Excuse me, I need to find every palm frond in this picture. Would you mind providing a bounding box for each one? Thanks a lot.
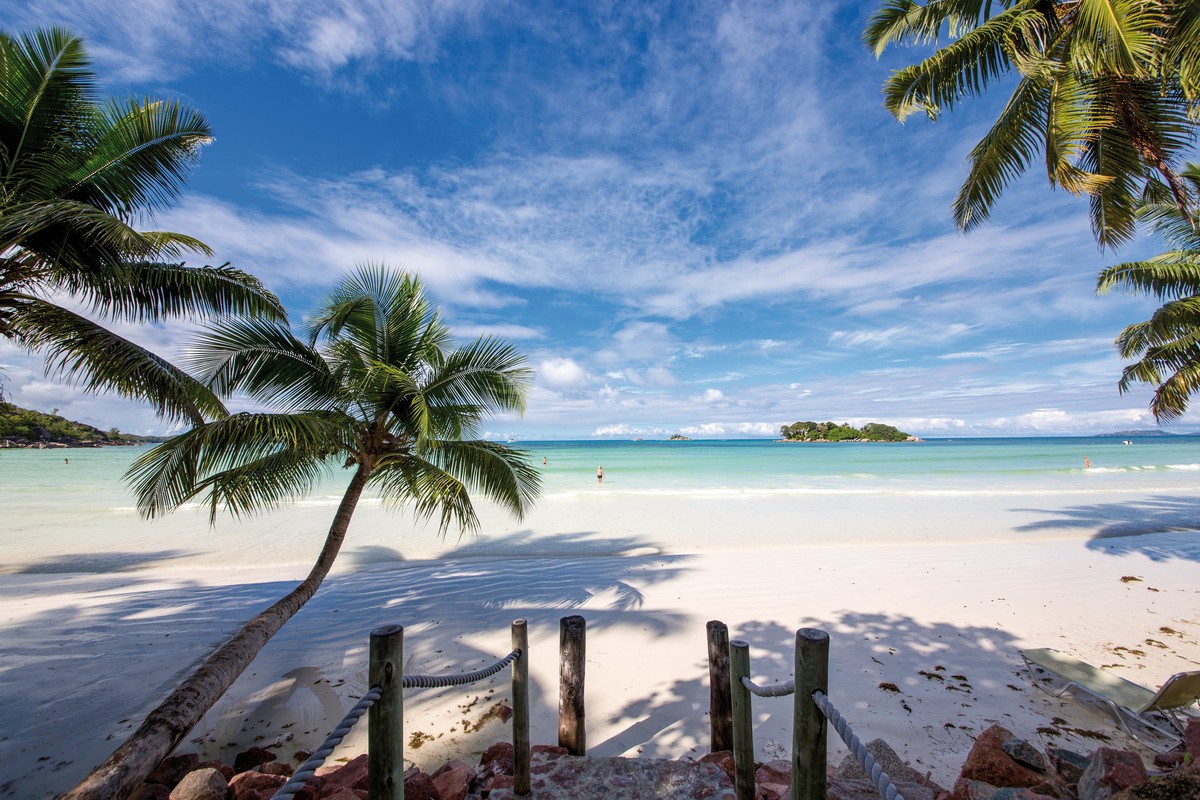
[411,439,541,520]
[7,296,225,424]
[124,412,351,519]
[1098,255,1200,299]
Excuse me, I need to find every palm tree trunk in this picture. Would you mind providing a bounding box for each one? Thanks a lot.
[63,465,371,800]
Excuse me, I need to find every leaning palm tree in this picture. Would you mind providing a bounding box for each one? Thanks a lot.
[864,0,1200,248]
[1,27,283,422]
[65,265,540,800]
[1098,162,1200,420]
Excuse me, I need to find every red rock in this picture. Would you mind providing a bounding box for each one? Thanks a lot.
[403,769,439,800]
[756,759,791,787]
[952,779,1056,800]
[531,744,569,759]
[197,759,235,781]
[487,774,516,792]
[760,781,790,800]
[479,740,515,779]
[958,725,1046,790]
[433,764,474,800]
[168,767,227,800]
[319,790,360,800]
[131,784,171,800]
[1077,747,1146,800]
[228,770,286,800]
[1153,750,1186,771]
[148,753,202,787]
[1044,747,1089,789]
[1186,717,1200,762]
[234,746,278,774]
[260,761,292,776]
[432,759,475,779]
[316,753,368,793]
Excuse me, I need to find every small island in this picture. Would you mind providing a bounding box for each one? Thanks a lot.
[668,433,690,441]
[1,402,168,449]
[779,420,917,443]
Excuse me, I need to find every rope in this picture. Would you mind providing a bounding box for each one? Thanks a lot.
[270,686,382,800]
[268,648,521,799]
[740,675,795,697]
[812,690,905,800]
[402,648,521,688]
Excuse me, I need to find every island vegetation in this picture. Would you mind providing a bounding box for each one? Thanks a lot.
[668,433,690,440]
[0,402,168,447]
[779,421,913,443]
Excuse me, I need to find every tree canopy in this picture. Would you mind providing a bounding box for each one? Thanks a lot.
[779,420,913,442]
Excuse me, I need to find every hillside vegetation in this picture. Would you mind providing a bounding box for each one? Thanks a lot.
[780,421,913,442]
[0,402,166,446]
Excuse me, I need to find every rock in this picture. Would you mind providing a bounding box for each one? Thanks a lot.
[1078,748,1146,800]
[952,779,1057,800]
[959,725,1047,790]
[234,746,278,774]
[756,759,791,787]
[759,782,789,800]
[1151,749,1185,771]
[320,790,362,800]
[148,753,202,787]
[1108,764,1200,800]
[1003,739,1047,773]
[259,760,292,776]
[829,777,938,800]
[169,767,227,800]
[432,763,475,800]
[1045,747,1090,789]
[1186,717,1200,762]
[196,759,235,781]
[403,768,439,800]
[130,785,171,800]
[836,738,929,785]
[530,744,570,759]
[228,770,286,800]
[315,754,368,794]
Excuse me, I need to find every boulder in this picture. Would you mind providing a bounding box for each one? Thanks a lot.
[196,759,235,781]
[530,744,569,759]
[233,746,278,774]
[227,770,286,800]
[432,762,475,800]
[836,738,929,785]
[1045,747,1090,789]
[952,779,1057,800]
[315,753,368,794]
[168,767,227,800]
[259,760,292,776]
[958,726,1047,790]
[130,785,171,800]
[756,759,791,788]
[148,753,202,787]
[697,751,736,782]
[1078,748,1146,800]
[1186,717,1200,762]
[1002,739,1047,773]
[403,767,440,800]
[319,790,362,800]
[1109,764,1200,800]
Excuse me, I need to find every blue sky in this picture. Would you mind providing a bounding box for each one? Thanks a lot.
[1,0,1194,439]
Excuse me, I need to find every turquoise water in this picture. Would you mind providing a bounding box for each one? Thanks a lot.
[4,436,1200,505]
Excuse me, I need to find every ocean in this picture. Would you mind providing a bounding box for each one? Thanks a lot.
[3,436,1200,574]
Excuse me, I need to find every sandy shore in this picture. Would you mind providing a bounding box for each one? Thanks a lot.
[3,517,1199,798]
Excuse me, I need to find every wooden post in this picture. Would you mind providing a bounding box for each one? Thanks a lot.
[792,628,829,800]
[729,639,755,800]
[369,624,405,800]
[511,619,531,796]
[558,615,586,755]
[707,620,733,753]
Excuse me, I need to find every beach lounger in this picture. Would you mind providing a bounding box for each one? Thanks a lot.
[1022,647,1200,747]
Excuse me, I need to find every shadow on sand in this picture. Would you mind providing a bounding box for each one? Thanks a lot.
[1009,495,1200,562]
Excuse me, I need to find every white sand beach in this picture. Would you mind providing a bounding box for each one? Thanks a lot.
[3,485,1199,798]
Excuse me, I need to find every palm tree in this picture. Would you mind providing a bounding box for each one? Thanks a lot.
[1098,162,1200,420]
[65,265,541,800]
[864,0,1200,248]
[1,27,283,422]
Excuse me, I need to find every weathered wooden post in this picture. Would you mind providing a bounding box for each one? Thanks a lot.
[792,628,829,800]
[558,615,586,755]
[369,624,405,800]
[729,639,755,800]
[511,619,531,796]
[707,620,733,753]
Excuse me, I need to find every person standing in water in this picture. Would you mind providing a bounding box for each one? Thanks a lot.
[1083,457,1093,469]
[597,466,604,483]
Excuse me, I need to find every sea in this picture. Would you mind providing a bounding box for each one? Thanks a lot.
[3,435,1200,573]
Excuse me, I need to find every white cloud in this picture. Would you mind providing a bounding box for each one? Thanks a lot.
[538,358,591,390]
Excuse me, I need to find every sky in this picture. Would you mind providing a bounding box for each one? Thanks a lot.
[1,0,1196,439]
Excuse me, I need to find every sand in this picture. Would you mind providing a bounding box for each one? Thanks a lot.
[2,492,1200,798]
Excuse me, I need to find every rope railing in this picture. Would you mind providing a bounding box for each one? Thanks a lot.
[812,690,906,800]
[271,686,383,800]
[270,622,531,800]
[740,675,794,698]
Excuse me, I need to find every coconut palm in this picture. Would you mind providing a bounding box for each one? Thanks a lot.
[1,27,283,422]
[65,265,540,800]
[1098,162,1200,420]
[864,0,1200,248]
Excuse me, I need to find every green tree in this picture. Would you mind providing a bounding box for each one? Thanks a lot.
[864,0,1200,248]
[1098,162,1200,420]
[1,28,283,422]
[67,267,541,799]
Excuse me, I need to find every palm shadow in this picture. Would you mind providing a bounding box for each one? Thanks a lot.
[0,529,688,799]
[1010,495,1200,562]
[4,549,194,574]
